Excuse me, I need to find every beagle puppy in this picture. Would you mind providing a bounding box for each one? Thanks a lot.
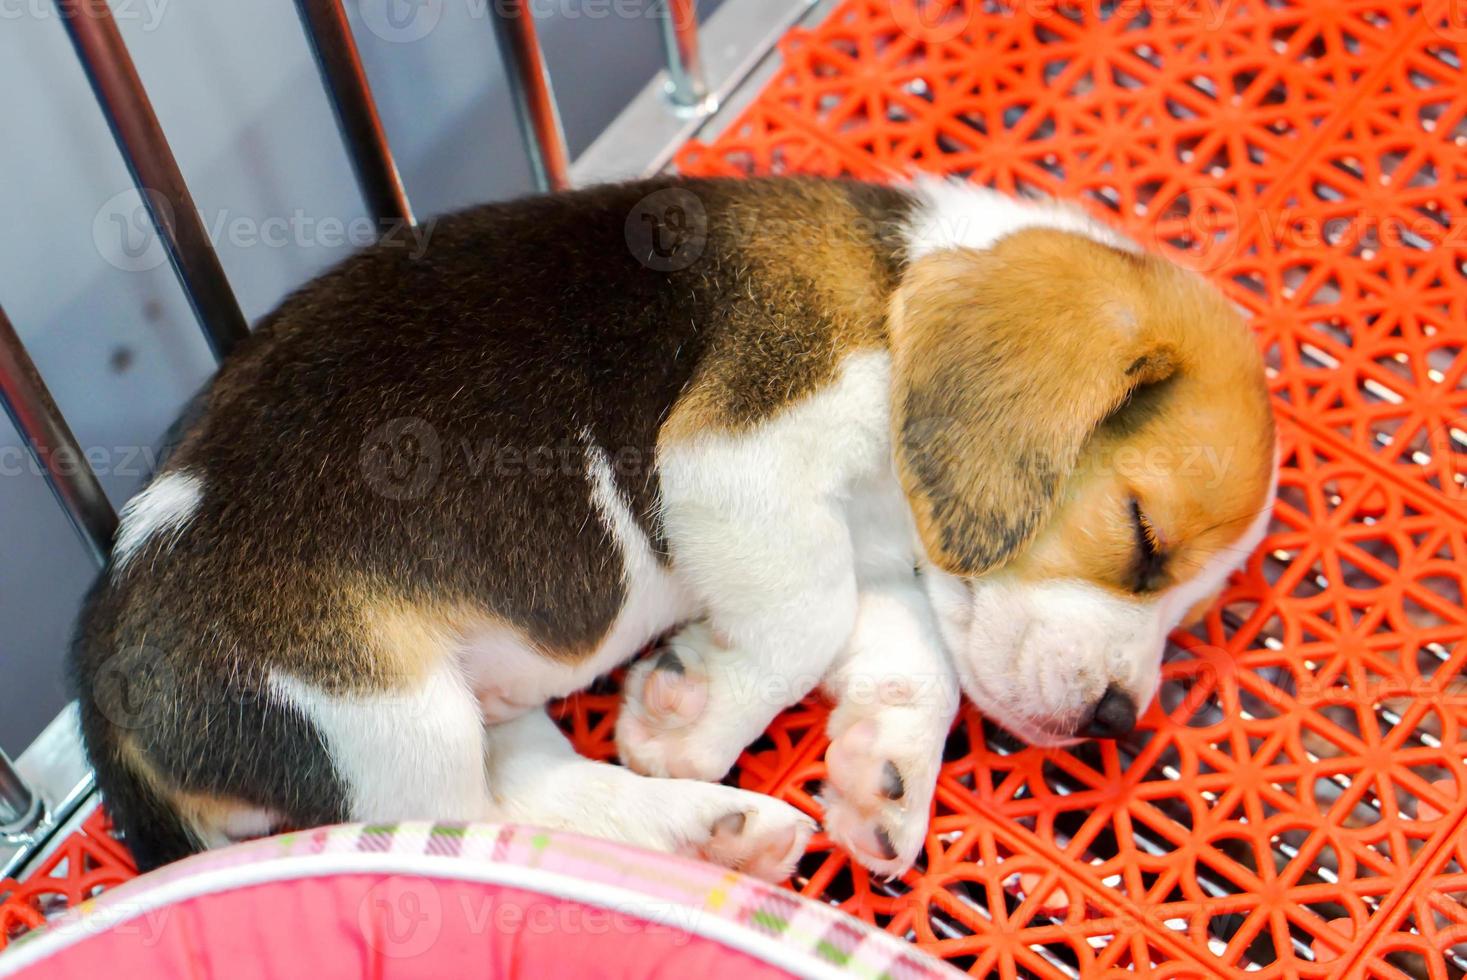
[70,176,1275,881]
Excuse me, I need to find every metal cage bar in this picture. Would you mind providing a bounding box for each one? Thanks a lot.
[56,0,249,362]
[0,301,117,851]
[293,0,415,227]
[1,0,747,884]
[0,749,42,838]
[0,305,118,566]
[656,0,712,112]
[490,0,572,193]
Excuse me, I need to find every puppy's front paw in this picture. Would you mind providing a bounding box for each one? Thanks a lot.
[821,713,939,878]
[616,623,744,781]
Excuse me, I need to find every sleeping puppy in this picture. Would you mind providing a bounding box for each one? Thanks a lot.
[70,176,1275,881]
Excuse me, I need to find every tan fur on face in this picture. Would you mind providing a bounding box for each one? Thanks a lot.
[890,228,1273,579]
[1010,376,1274,599]
[1009,265,1275,599]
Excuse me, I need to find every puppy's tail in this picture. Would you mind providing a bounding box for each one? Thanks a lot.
[69,586,199,871]
[64,394,214,871]
[69,577,350,872]
[75,705,200,873]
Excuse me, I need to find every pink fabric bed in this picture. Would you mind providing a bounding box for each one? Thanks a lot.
[0,823,959,979]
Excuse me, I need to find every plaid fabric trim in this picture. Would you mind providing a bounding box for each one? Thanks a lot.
[43,822,961,978]
[355,824,395,852]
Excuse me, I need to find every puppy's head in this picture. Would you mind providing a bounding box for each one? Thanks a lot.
[892,227,1276,746]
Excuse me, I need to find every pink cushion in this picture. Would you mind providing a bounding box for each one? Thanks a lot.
[0,823,958,980]
[14,875,792,980]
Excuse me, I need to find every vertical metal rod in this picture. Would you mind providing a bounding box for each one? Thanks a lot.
[56,0,249,362]
[0,305,118,567]
[489,0,571,193]
[655,0,712,112]
[293,0,415,227]
[0,750,41,837]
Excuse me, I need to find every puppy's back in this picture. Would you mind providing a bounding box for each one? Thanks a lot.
[69,176,912,867]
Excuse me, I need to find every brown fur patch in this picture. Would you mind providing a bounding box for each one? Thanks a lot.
[659,180,910,442]
[890,227,1272,578]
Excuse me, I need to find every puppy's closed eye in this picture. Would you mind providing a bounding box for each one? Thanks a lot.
[1129,498,1167,593]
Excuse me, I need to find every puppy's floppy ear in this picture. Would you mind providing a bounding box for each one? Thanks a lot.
[890,228,1182,576]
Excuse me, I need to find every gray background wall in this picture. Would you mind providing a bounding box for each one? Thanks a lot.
[0,0,710,751]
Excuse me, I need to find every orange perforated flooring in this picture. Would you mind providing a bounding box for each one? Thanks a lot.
[6,0,1467,975]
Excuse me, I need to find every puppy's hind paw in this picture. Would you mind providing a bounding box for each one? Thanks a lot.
[698,806,812,883]
[671,784,815,883]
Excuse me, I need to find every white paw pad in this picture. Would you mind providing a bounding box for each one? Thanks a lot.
[616,637,742,781]
[688,801,815,883]
[699,810,799,881]
[639,649,707,724]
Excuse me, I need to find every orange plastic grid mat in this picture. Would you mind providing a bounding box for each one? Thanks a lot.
[1,808,134,945]
[5,0,1467,975]
[671,0,1467,974]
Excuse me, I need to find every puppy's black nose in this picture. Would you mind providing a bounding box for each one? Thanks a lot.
[1080,686,1137,739]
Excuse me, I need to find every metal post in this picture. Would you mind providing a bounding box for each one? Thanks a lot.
[655,0,712,113]
[489,0,571,193]
[0,305,118,567]
[293,0,415,227]
[0,749,42,838]
[56,0,249,362]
